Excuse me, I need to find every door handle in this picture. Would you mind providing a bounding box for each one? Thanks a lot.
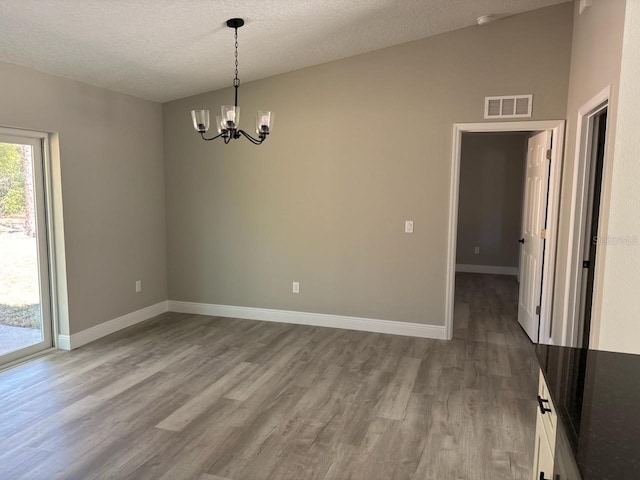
[539,473,551,480]
[537,395,552,415]
[519,238,525,244]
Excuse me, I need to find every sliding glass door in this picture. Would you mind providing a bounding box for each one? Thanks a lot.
[0,132,52,366]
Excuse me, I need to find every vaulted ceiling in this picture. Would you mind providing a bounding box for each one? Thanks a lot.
[0,0,568,102]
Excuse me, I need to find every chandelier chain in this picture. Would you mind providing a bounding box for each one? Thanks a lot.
[234,28,239,82]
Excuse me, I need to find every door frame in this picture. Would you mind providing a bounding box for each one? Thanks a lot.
[445,120,565,342]
[0,126,62,367]
[562,87,611,348]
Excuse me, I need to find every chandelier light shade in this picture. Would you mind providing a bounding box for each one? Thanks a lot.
[256,111,272,135]
[191,110,210,133]
[190,18,273,145]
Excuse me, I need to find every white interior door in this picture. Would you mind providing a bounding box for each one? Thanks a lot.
[518,131,551,342]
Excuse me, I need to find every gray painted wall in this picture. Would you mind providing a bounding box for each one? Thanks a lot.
[163,4,573,327]
[551,0,627,348]
[456,133,528,269]
[596,0,640,354]
[0,62,167,335]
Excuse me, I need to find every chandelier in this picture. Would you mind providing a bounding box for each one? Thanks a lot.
[190,18,273,145]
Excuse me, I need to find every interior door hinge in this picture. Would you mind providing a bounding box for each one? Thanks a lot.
[540,228,547,239]
[546,149,552,160]
[536,305,541,316]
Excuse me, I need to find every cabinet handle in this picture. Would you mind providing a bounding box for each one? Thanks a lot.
[539,473,550,480]
[537,395,552,415]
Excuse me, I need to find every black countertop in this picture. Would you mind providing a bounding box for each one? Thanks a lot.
[536,344,640,480]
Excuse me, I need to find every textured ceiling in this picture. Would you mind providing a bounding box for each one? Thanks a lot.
[0,0,568,102]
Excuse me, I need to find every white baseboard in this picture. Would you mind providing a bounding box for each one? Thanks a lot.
[456,264,518,276]
[167,301,447,340]
[57,335,71,350]
[57,301,169,350]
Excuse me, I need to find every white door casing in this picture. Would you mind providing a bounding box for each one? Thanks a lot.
[447,121,564,342]
[562,87,611,348]
[518,131,551,343]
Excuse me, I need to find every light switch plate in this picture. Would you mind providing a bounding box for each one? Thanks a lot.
[405,221,414,233]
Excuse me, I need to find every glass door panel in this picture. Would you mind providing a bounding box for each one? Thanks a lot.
[0,134,52,366]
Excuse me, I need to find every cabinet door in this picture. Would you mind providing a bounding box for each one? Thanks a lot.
[533,413,555,480]
[538,371,557,450]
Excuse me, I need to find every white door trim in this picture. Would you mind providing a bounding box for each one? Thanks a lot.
[446,120,565,341]
[561,86,611,348]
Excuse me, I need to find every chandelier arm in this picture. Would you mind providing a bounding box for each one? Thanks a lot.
[200,131,225,142]
[238,129,265,145]
[224,134,232,144]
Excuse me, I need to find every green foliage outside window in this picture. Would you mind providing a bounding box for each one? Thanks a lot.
[0,143,26,216]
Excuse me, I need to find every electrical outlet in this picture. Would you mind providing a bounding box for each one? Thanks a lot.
[405,220,414,233]
[292,282,300,294]
[135,280,142,293]
[474,247,480,254]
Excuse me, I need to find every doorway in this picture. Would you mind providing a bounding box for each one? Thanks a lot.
[563,93,610,349]
[446,121,565,342]
[0,132,53,367]
[453,131,530,342]
[577,108,606,348]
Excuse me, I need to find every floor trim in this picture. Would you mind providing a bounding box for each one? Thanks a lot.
[57,335,71,350]
[456,264,518,276]
[168,301,447,340]
[57,301,169,350]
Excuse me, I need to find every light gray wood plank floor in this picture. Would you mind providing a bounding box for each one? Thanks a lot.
[0,273,538,479]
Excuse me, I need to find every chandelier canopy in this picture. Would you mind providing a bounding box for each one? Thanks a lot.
[191,18,273,145]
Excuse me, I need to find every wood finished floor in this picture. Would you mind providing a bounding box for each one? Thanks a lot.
[0,273,538,480]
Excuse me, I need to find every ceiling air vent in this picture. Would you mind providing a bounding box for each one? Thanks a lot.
[484,94,533,119]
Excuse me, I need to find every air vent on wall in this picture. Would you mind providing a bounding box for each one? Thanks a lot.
[484,94,533,119]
